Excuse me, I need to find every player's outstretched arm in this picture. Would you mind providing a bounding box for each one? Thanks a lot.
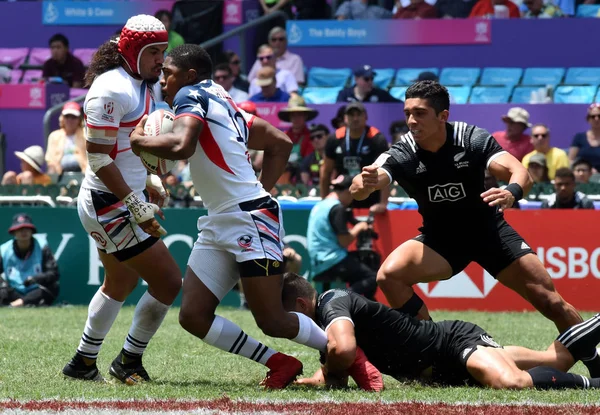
[483,152,533,212]
[247,117,293,192]
[130,114,203,160]
[350,165,391,201]
[324,319,357,376]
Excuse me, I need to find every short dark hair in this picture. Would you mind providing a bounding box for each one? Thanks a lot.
[310,123,330,136]
[49,33,69,48]
[168,44,213,80]
[405,80,450,115]
[389,120,409,136]
[573,158,592,171]
[555,167,575,181]
[214,63,232,76]
[154,9,172,21]
[281,272,317,311]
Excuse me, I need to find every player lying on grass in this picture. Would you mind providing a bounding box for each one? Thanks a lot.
[281,272,600,391]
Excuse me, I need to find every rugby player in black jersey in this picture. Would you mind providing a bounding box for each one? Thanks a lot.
[350,80,600,376]
[281,273,600,391]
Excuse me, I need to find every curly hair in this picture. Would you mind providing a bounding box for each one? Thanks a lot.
[84,37,122,88]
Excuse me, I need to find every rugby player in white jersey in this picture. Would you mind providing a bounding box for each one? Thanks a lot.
[62,15,182,384]
[129,44,332,389]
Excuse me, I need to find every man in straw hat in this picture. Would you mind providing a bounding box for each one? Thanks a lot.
[278,95,319,163]
[1,145,52,186]
[492,107,534,162]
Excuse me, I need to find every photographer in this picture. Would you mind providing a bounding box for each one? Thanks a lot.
[307,175,377,299]
[0,214,60,307]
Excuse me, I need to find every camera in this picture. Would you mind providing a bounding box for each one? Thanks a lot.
[353,211,381,272]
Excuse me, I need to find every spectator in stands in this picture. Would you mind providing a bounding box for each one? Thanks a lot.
[249,27,305,85]
[569,103,600,173]
[394,0,438,18]
[278,95,318,162]
[337,65,401,103]
[469,0,521,18]
[307,174,377,300]
[45,101,87,175]
[0,214,59,307]
[336,0,393,20]
[389,120,409,144]
[521,123,569,180]
[320,102,390,212]
[222,51,250,93]
[331,105,347,130]
[248,45,298,97]
[415,71,439,83]
[42,33,85,88]
[573,159,593,184]
[300,124,330,186]
[541,167,595,209]
[249,66,291,103]
[522,0,565,17]
[527,153,551,184]
[435,0,478,17]
[213,63,248,103]
[2,145,52,186]
[492,107,533,162]
[154,10,185,53]
[259,0,330,19]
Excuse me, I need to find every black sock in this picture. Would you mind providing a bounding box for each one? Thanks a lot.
[393,292,425,317]
[120,348,142,364]
[527,366,600,389]
[556,314,600,376]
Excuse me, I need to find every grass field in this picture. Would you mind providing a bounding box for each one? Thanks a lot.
[1,306,599,414]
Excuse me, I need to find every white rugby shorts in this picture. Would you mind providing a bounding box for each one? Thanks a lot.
[78,187,157,261]
[187,195,285,300]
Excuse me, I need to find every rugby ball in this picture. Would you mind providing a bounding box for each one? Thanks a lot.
[139,109,177,175]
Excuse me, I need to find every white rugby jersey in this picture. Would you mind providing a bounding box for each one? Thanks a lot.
[172,80,268,214]
[82,67,155,194]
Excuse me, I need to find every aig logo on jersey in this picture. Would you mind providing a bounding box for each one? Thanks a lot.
[428,183,466,203]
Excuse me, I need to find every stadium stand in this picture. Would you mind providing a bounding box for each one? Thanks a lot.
[306,67,352,88]
[469,86,512,104]
[394,68,439,86]
[439,67,481,87]
[480,67,523,87]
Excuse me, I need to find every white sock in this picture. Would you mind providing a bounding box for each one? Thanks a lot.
[77,289,123,359]
[122,291,170,356]
[204,315,277,365]
[291,311,328,352]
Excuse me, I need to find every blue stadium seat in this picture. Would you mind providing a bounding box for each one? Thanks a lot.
[469,86,512,104]
[553,86,598,104]
[565,67,600,85]
[302,87,342,104]
[446,86,471,104]
[576,4,600,17]
[511,86,549,104]
[480,68,523,86]
[306,67,351,88]
[394,68,439,86]
[439,68,481,86]
[521,68,565,87]
[373,68,395,89]
[389,86,408,101]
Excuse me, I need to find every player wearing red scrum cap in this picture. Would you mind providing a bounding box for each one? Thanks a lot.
[62,14,182,385]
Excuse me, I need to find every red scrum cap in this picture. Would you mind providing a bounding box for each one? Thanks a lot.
[118,14,168,76]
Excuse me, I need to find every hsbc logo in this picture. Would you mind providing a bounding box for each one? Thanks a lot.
[428,183,466,203]
[417,270,498,299]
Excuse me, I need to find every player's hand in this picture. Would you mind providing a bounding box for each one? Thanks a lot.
[294,367,326,388]
[354,221,370,234]
[146,174,170,208]
[481,187,516,212]
[361,165,380,189]
[369,202,387,215]
[130,115,148,156]
[123,192,167,237]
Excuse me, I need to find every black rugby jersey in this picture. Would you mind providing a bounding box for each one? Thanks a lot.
[379,122,506,231]
[316,289,443,380]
